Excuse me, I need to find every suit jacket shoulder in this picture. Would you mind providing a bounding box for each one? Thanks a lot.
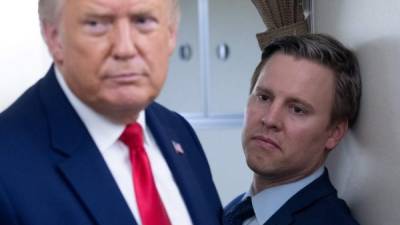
[224,193,246,215]
[223,170,360,225]
[145,102,223,224]
[0,67,137,225]
[265,169,360,225]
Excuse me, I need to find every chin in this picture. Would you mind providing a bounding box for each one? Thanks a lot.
[246,154,265,172]
[112,100,150,112]
[108,90,155,105]
[91,99,142,119]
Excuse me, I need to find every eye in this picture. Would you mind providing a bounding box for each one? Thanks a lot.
[86,20,98,27]
[289,104,308,115]
[83,19,110,35]
[133,15,157,31]
[255,93,272,103]
[257,94,269,101]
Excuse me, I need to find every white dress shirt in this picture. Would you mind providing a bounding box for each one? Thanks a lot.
[55,67,193,225]
[243,167,325,225]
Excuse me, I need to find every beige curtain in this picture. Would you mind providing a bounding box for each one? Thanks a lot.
[251,0,309,50]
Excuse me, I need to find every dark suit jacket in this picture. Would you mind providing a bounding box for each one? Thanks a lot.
[224,170,360,225]
[0,66,222,225]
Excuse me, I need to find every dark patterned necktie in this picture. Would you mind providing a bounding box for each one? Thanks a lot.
[224,197,255,225]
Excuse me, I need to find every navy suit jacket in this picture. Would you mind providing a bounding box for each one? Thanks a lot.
[0,67,222,225]
[224,170,360,225]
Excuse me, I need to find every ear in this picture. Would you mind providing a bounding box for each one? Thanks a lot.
[167,22,178,56]
[42,21,64,64]
[325,120,348,151]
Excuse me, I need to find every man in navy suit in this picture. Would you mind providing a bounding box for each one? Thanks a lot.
[224,34,362,225]
[0,0,222,224]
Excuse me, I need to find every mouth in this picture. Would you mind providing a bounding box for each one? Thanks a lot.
[251,135,281,151]
[104,73,145,83]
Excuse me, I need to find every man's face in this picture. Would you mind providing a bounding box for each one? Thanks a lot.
[242,53,347,190]
[45,0,177,122]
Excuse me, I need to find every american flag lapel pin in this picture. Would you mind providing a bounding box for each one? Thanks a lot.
[172,140,184,155]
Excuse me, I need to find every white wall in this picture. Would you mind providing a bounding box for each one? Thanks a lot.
[315,1,400,224]
[195,127,252,205]
[0,1,51,110]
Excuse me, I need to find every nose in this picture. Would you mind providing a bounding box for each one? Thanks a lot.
[112,20,137,60]
[261,102,283,131]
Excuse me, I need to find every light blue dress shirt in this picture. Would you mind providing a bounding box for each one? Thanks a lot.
[243,167,324,225]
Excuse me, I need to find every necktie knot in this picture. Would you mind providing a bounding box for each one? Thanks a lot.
[120,123,144,152]
[224,197,255,225]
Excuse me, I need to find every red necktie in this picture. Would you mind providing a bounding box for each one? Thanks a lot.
[120,123,172,225]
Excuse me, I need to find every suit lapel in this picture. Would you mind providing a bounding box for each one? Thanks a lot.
[264,170,336,225]
[146,105,211,224]
[39,67,136,225]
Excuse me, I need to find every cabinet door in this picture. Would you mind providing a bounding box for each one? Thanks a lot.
[208,0,265,115]
[156,0,203,114]
[157,0,265,117]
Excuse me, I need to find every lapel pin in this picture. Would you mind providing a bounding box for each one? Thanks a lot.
[172,140,184,155]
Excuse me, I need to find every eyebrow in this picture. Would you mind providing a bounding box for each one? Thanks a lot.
[253,86,271,95]
[82,7,158,21]
[254,86,315,111]
[80,8,116,21]
[286,97,314,111]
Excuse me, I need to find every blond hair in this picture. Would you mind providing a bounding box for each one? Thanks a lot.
[38,0,180,26]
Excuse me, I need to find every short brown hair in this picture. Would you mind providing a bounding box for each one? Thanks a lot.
[250,34,361,127]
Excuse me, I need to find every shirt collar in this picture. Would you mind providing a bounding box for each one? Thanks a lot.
[246,166,324,224]
[54,66,148,152]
